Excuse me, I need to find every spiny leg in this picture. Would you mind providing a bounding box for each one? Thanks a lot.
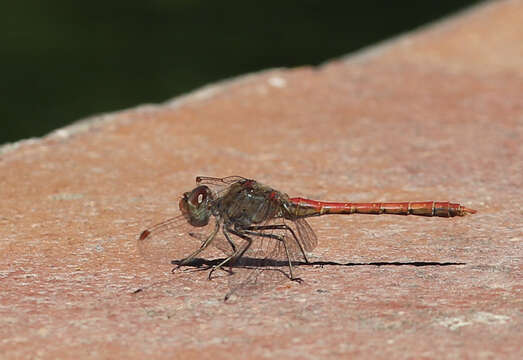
[223,224,238,254]
[245,224,310,264]
[173,221,220,272]
[241,229,302,283]
[206,225,240,277]
[208,226,252,280]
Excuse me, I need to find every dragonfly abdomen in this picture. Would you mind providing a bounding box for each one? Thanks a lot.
[289,198,476,218]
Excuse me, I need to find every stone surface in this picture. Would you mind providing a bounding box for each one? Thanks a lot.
[1,1,522,359]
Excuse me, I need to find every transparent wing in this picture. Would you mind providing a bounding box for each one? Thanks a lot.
[295,218,318,252]
[225,217,306,299]
[195,176,247,196]
[137,214,233,266]
[196,175,246,185]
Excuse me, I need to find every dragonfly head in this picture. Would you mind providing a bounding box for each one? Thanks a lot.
[179,185,214,227]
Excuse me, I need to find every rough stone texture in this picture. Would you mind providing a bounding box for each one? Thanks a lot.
[1,1,522,359]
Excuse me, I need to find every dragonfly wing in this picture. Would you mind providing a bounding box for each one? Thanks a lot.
[195,176,247,197]
[294,218,318,252]
[196,176,246,185]
[137,214,232,266]
[225,218,302,299]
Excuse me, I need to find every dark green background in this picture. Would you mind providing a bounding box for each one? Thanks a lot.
[1,1,483,145]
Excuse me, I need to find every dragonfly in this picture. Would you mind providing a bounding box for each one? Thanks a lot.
[138,176,476,299]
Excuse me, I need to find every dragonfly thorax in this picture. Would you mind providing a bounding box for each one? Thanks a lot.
[218,182,282,227]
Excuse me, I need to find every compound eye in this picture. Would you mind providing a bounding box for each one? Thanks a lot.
[189,186,208,206]
[196,193,204,204]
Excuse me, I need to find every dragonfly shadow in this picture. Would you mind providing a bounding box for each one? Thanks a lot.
[171,258,466,269]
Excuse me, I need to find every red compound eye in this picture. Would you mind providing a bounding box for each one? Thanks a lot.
[189,186,208,206]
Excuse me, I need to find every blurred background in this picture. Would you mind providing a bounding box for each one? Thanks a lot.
[1,0,484,145]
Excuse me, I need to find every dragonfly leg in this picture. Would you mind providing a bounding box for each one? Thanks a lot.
[245,224,310,264]
[241,229,302,282]
[223,225,238,254]
[208,226,252,280]
[205,226,239,278]
[173,221,220,272]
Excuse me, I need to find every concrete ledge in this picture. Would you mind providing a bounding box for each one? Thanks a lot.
[1,1,521,358]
